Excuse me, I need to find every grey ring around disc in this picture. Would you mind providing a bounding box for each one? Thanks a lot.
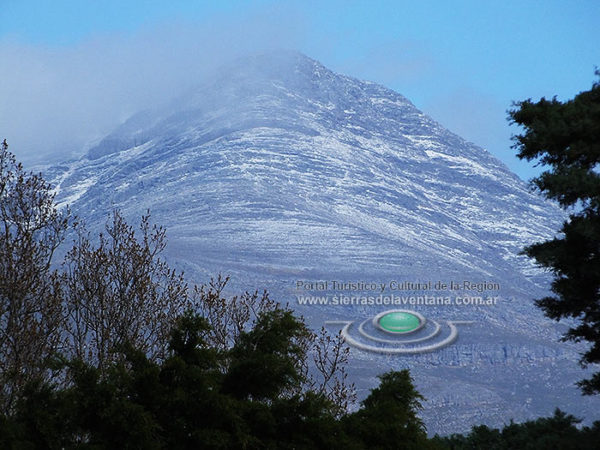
[358,317,441,344]
[325,320,475,354]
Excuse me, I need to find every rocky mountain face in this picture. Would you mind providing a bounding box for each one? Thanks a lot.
[45,51,600,434]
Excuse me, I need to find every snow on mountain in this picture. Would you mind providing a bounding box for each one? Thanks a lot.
[46,50,600,434]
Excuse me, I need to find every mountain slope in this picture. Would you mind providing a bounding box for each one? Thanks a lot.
[47,51,600,434]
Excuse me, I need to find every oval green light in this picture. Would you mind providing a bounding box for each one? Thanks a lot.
[378,311,421,333]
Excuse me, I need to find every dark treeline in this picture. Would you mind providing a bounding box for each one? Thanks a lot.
[1,307,436,449]
[3,308,599,449]
[433,411,600,450]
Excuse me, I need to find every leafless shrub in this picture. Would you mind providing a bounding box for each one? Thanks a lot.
[308,327,356,417]
[192,274,277,351]
[0,140,69,412]
[62,210,189,372]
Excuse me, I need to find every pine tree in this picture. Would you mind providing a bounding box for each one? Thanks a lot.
[509,71,600,393]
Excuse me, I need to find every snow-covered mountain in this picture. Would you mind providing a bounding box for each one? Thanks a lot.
[46,50,600,434]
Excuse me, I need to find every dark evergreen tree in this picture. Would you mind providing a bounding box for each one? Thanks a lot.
[344,370,434,450]
[153,310,243,449]
[509,72,600,393]
[223,308,311,401]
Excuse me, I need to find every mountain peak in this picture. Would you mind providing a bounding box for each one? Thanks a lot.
[86,50,414,160]
[225,49,322,70]
[215,49,330,83]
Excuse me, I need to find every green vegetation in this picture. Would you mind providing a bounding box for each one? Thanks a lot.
[509,72,600,394]
[0,292,432,448]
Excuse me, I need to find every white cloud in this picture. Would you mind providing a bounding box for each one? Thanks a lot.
[0,9,305,166]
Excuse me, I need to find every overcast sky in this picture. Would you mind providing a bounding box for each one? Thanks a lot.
[1,0,598,180]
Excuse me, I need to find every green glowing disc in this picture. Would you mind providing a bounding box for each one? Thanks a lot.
[377,311,421,333]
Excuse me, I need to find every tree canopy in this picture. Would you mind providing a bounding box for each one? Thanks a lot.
[509,72,600,393]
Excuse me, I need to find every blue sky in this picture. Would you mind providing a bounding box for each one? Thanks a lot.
[1,0,598,179]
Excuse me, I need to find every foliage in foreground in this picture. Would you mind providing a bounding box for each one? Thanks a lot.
[508,72,600,394]
[0,308,432,449]
[3,306,600,449]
